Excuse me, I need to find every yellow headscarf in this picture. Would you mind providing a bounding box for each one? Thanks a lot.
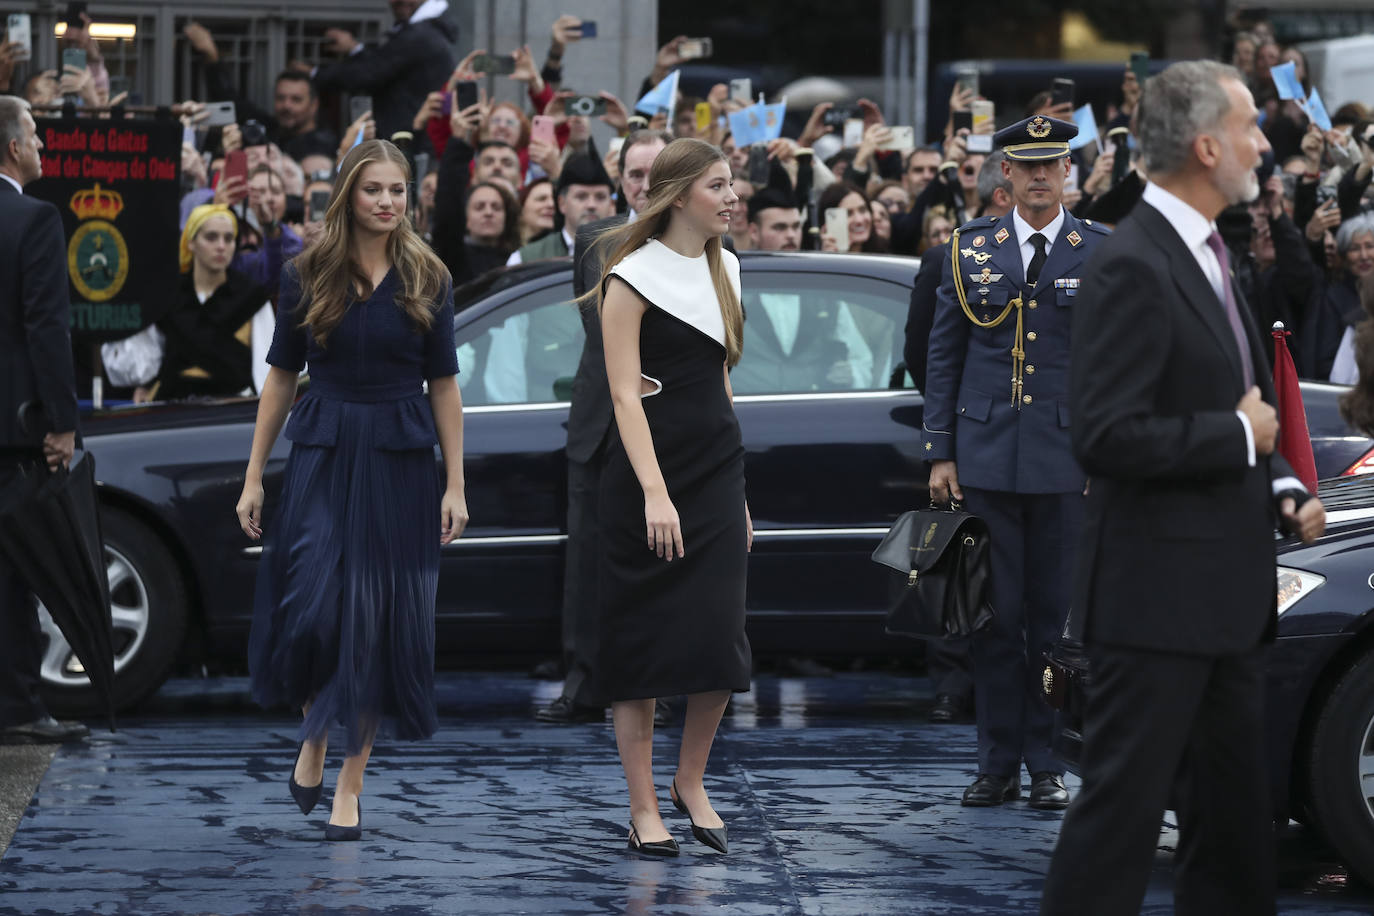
[180,204,238,273]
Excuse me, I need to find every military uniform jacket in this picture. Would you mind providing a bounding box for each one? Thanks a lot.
[922,207,1109,493]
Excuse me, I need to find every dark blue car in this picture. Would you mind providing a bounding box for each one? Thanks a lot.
[43,253,933,714]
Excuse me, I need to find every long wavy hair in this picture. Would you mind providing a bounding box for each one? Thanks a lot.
[294,139,448,346]
[581,138,745,366]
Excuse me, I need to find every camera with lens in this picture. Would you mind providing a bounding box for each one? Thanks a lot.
[242,118,268,148]
[563,95,608,118]
[823,106,855,128]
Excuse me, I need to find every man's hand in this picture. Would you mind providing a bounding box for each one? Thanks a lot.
[1261,173,1286,220]
[324,28,359,55]
[1281,496,1326,543]
[213,174,248,207]
[413,91,444,132]
[1300,125,1324,173]
[43,431,75,471]
[652,35,687,83]
[449,93,483,143]
[550,14,584,50]
[598,91,630,133]
[799,102,834,149]
[183,22,219,62]
[1305,197,1341,244]
[1120,69,1141,115]
[1082,147,1115,196]
[1237,386,1278,456]
[929,460,963,504]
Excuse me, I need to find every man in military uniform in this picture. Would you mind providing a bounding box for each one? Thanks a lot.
[922,115,1109,808]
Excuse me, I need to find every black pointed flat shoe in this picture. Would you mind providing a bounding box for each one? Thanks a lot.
[288,742,323,816]
[324,799,362,842]
[627,823,679,857]
[670,780,728,854]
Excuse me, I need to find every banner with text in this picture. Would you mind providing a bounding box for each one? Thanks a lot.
[30,117,181,342]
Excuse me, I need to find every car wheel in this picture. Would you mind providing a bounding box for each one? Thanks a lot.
[1306,651,1374,887]
[38,508,188,717]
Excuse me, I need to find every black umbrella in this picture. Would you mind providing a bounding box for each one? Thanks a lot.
[0,453,116,730]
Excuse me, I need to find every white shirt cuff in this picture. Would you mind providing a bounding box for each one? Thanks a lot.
[1272,476,1307,497]
[349,43,365,56]
[1235,410,1256,467]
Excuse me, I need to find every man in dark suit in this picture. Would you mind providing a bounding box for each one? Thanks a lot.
[1040,61,1326,914]
[924,116,1110,809]
[0,97,87,744]
[311,0,457,142]
[536,130,671,723]
[903,152,1013,724]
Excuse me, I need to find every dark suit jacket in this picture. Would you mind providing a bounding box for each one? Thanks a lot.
[0,182,78,446]
[1070,200,1297,655]
[566,214,629,464]
[312,15,456,143]
[902,238,947,392]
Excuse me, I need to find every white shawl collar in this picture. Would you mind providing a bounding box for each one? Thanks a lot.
[608,239,740,347]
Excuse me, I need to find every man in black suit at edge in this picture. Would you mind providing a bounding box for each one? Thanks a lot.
[1039,61,1326,914]
[535,129,672,724]
[0,97,88,745]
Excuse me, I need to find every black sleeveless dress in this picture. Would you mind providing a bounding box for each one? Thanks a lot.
[596,240,752,701]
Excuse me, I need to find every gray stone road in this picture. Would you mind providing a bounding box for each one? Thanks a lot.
[0,745,54,856]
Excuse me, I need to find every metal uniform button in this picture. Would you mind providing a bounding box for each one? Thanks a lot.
[1029,299,1038,309]
[1026,365,1036,374]
[1023,395,1033,405]
[1027,331,1038,342]
[981,298,988,305]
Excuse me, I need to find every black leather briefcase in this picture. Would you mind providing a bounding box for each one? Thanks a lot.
[871,503,994,639]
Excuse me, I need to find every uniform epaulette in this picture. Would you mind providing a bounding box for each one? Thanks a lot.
[958,215,998,233]
[1079,218,1111,235]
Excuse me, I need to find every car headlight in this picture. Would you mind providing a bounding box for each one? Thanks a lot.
[1277,567,1325,616]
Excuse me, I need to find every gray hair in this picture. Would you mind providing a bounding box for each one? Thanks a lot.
[0,96,31,166]
[1137,60,1245,176]
[1336,213,1374,254]
[976,151,1010,204]
[618,128,673,180]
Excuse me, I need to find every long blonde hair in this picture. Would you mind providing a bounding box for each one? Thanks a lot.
[582,138,744,367]
[294,139,449,346]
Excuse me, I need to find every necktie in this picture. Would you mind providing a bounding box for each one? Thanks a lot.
[1026,233,1049,287]
[1204,230,1255,389]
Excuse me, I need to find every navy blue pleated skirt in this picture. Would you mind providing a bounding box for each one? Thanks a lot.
[248,398,440,755]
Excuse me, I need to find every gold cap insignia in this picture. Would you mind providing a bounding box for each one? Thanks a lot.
[1067,230,1083,247]
[972,235,986,248]
[1027,116,1052,139]
[994,227,1010,244]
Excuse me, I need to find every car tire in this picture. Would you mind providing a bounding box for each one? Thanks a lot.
[39,508,188,717]
[1305,651,1374,887]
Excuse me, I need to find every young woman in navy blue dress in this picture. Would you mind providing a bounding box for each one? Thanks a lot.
[591,138,752,856]
[236,139,468,841]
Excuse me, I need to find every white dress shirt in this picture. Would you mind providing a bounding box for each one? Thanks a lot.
[0,172,23,194]
[1142,181,1305,494]
[1011,205,1065,280]
[505,227,574,267]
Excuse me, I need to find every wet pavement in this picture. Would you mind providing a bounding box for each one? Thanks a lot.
[0,672,1370,915]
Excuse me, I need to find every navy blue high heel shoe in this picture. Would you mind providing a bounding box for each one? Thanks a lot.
[670,780,727,854]
[324,797,362,842]
[288,743,323,816]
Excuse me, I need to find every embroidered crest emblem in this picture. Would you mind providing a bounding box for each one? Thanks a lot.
[1027,116,1052,139]
[1067,230,1083,247]
[994,227,1010,244]
[972,235,986,248]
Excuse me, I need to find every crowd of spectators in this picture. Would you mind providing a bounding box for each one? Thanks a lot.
[3,3,1373,400]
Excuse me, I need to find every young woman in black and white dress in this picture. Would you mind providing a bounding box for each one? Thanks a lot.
[588,138,752,857]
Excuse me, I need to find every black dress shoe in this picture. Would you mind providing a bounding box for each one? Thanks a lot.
[653,698,674,727]
[670,779,727,853]
[1028,772,1071,810]
[535,695,605,724]
[961,774,1021,807]
[288,742,323,816]
[627,823,679,857]
[928,693,968,723]
[0,715,89,745]
[324,798,362,842]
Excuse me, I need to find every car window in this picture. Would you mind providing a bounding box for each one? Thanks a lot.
[732,271,915,395]
[454,280,584,406]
